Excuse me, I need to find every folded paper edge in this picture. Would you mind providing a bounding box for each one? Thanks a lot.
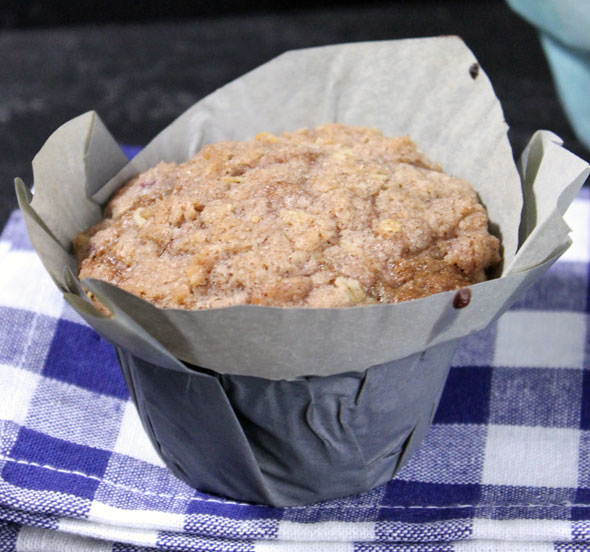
[507,130,590,274]
[15,41,585,379]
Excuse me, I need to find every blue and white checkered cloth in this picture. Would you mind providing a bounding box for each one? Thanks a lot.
[0,187,589,551]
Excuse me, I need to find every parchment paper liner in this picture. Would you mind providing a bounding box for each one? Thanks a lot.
[16,38,589,506]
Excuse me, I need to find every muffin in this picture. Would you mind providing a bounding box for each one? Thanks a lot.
[73,123,500,310]
[18,38,586,506]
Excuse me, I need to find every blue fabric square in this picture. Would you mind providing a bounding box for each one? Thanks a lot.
[43,319,128,399]
[0,309,56,374]
[185,495,282,521]
[490,367,583,428]
[2,428,110,500]
[575,487,590,508]
[377,505,475,523]
[580,371,590,431]
[511,262,589,312]
[381,480,481,511]
[2,457,98,500]
[433,366,492,424]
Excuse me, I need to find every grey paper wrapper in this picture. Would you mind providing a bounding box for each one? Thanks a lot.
[117,340,460,506]
[16,38,590,506]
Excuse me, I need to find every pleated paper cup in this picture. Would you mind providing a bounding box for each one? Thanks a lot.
[16,38,589,506]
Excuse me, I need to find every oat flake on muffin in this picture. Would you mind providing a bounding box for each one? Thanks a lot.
[73,124,500,309]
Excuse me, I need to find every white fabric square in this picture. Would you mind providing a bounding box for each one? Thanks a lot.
[0,364,40,425]
[494,310,586,369]
[113,401,165,467]
[482,424,579,488]
[89,501,185,532]
[277,521,375,542]
[0,250,64,319]
[470,518,572,543]
[561,195,589,263]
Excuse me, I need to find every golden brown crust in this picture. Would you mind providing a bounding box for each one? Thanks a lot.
[75,124,500,309]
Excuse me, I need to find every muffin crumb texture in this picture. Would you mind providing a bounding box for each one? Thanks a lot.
[74,124,500,309]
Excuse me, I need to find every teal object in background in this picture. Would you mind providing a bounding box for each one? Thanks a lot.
[508,0,590,150]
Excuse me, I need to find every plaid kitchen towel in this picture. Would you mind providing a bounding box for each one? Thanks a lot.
[0,186,589,552]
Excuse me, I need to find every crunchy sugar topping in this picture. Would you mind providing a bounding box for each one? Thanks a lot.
[74,124,500,309]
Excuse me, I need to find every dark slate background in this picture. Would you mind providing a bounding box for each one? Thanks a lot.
[1,0,587,230]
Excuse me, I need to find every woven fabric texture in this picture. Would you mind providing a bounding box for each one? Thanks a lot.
[0,188,588,551]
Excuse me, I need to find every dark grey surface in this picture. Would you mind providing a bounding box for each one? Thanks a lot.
[1,1,587,230]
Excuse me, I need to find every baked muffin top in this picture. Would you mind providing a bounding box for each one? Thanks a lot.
[74,124,500,309]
